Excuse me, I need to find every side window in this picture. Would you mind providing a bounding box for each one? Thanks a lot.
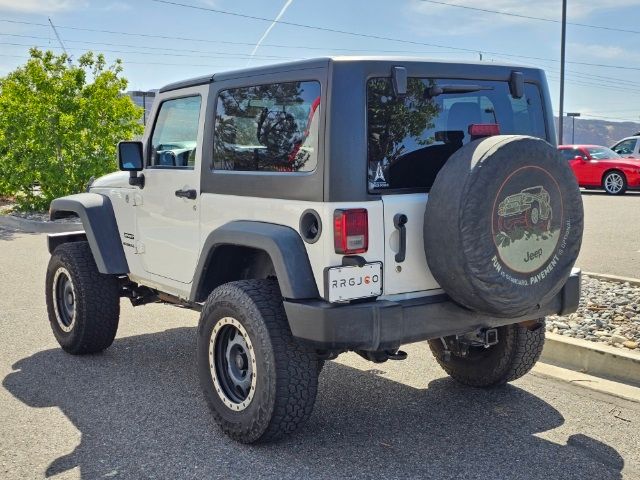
[150,96,202,168]
[213,81,321,172]
[612,139,637,155]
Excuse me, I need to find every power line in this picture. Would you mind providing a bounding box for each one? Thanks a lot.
[0,32,464,57]
[0,41,299,61]
[0,52,243,69]
[7,30,640,92]
[147,1,640,72]
[2,15,639,72]
[419,0,640,35]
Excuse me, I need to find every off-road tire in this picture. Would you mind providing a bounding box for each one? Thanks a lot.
[602,170,627,195]
[197,279,319,443]
[428,321,545,387]
[45,241,120,354]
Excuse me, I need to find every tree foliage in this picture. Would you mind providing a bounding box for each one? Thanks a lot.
[0,49,143,210]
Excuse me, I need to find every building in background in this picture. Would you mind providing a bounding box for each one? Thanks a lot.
[126,90,157,125]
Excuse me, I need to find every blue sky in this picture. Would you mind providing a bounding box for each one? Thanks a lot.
[0,0,639,123]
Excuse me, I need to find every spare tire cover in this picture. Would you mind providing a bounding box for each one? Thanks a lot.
[424,135,583,317]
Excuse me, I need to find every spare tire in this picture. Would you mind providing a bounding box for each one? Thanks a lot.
[424,135,583,317]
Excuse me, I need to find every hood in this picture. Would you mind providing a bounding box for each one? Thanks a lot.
[90,171,131,189]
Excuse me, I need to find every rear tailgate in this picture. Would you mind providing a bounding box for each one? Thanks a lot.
[381,193,440,294]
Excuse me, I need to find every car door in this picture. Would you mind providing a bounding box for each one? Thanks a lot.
[135,88,206,283]
[611,138,638,158]
[571,148,598,185]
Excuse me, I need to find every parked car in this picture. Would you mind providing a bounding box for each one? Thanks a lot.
[558,144,640,195]
[611,135,640,158]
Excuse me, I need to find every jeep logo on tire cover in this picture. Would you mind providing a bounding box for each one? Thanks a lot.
[492,166,563,274]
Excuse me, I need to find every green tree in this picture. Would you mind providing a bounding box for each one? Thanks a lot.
[0,48,143,210]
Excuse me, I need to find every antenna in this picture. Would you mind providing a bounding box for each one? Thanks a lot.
[48,17,72,64]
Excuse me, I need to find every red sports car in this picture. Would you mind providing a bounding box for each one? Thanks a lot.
[558,145,640,195]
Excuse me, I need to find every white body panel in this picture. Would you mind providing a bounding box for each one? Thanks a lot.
[96,184,444,301]
[198,195,386,300]
[380,193,440,294]
[135,168,200,283]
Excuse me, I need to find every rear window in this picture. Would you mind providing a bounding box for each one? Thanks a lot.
[367,78,547,192]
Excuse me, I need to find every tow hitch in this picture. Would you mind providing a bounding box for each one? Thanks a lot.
[440,328,499,362]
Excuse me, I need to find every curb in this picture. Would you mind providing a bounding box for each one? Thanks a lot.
[532,363,640,404]
[0,215,81,234]
[541,332,640,387]
[583,271,640,287]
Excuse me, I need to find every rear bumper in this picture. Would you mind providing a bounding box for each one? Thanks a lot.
[284,269,581,351]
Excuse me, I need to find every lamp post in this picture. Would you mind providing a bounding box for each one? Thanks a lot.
[558,0,567,144]
[129,90,156,125]
[567,112,580,144]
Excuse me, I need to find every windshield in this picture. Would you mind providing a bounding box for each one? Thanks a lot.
[367,78,547,192]
[587,147,620,159]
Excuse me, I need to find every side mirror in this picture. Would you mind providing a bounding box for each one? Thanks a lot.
[574,155,585,162]
[117,141,144,188]
[118,141,144,171]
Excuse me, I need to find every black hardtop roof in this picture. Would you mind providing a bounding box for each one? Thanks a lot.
[158,56,545,93]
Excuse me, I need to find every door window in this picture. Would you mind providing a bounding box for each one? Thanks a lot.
[612,139,637,155]
[150,96,202,168]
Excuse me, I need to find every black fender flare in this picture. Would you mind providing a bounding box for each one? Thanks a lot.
[190,221,319,302]
[49,193,129,274]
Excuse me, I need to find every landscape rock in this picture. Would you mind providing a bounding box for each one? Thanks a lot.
[547,276,640,353]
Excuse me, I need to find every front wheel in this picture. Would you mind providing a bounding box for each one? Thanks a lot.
[45,242,120,354]
[197,279,319,443]
[603,171,627,195]
[428,321,545,387]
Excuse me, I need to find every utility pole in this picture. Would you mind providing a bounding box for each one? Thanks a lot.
[567,112,580,144]
[558,0,567,144]
[48,17,72,64]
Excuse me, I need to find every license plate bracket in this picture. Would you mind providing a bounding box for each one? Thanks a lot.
[324,262,383,303]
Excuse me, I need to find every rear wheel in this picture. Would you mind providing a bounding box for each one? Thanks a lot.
[603,171,627,195]
[197,279,319,443]
[45,242,120,354]
[428,321,545,387]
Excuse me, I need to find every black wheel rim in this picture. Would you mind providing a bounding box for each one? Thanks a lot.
[53,267,76,332]
[209,317,256,411]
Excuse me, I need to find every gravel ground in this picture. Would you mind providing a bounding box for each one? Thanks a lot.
[547,274,640,352]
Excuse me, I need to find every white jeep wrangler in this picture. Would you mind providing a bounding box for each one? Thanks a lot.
[45,57,583,443]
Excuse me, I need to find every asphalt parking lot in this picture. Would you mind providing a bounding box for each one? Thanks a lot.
[576,191,640,278]
[0,226,639,479]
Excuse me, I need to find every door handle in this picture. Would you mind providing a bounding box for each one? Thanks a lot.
[175,188,197,200]
[393,213,408,263]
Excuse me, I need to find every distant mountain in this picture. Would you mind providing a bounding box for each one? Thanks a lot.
[554,116,640,146]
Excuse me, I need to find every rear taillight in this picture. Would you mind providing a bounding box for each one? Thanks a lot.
[334,209,368,254]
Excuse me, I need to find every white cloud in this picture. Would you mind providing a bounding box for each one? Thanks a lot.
[0,0,87,13]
